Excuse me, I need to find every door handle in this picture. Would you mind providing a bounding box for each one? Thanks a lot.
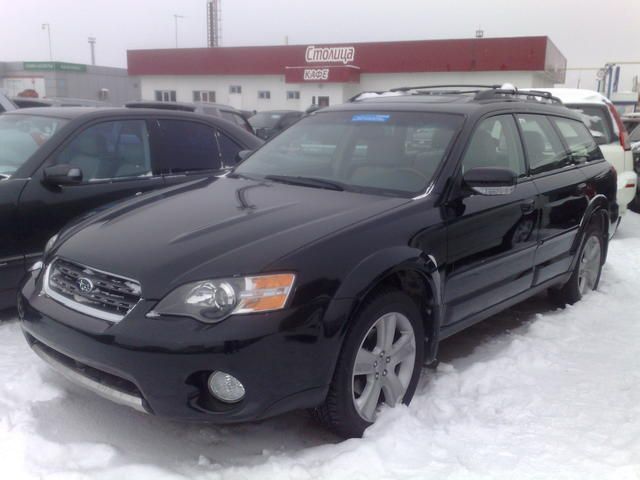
[520,199,536,214]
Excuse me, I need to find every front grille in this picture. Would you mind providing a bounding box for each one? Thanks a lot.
[45,258,142,322]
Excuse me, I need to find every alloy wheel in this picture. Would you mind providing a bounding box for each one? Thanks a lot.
[352,312,417,422]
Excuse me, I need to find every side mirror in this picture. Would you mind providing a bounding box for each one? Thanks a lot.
[42,164,83,186]
[236,150,253,163]
[463,167,517,196]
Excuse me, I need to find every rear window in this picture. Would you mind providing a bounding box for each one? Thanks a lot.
[566,104,614,144]
[551,117,601,162]
[235,111,464,197]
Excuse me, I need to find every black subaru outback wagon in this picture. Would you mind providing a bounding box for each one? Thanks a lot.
[19,86,617,438]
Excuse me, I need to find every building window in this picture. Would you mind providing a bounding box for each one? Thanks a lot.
[193,90,216,103]
[258,90,271,100]
[155,90,176,102]
[287,91,301,100]
[229,85,242,94]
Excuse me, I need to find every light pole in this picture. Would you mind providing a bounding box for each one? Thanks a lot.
[88,37,96,65]
[173,14,184,48]
[42,23,52,61]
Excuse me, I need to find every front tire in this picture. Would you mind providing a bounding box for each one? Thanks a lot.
[312,290,424,438]
[549,224,604,306]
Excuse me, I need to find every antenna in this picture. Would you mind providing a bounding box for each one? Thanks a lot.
[207,0,222,47]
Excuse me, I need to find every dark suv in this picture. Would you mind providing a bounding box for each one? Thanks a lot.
[19,86,617,438]
[0,107,262,309]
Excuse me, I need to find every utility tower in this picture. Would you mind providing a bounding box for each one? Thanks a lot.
[207,0,221,47]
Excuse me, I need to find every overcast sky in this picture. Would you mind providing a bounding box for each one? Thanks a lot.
[1,0,639,89]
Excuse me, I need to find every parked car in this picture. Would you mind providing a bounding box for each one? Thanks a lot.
[125,101,255,134]
[0,91,17,114]
[13,97,108,108]
[248,110,303,140]
[622,115,640,211]
[0,107,262,309]
[19,86,616,438]
[530,88,637,216]
[621,112,640,138]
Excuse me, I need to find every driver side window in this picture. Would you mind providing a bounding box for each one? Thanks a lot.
[463,115,526,177]
[55,120,152,182]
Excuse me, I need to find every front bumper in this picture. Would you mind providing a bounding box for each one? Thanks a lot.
[19,271,346,423]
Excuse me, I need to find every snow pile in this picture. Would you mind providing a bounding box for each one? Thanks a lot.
[1,215,640,479]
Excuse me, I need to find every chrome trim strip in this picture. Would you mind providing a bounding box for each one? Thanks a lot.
[42,261,139,323]
[31,343,147,414]
[412,182,434,200]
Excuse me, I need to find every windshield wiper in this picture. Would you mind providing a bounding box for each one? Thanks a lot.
[264,175,345,191]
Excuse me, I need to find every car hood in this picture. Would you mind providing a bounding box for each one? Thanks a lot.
[54,176,408,298]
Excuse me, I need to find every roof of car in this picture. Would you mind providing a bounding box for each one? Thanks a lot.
[4,106,235,121]
[525,88,610,105]
[254,110,302,115]
[125,100,242,113]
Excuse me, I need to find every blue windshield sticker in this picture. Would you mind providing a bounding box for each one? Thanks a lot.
[351,114,391,123]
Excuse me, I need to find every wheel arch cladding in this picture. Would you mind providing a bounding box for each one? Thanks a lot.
[574,195,610,263]
[330,246,443,363]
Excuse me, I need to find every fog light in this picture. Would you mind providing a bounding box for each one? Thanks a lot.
[207,371,245,403]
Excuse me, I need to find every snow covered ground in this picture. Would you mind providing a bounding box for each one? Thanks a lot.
[1,214,640,480]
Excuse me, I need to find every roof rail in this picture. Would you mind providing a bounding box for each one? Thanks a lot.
[474,88,562,104]
[346,91,388,102]
[348,84,563,104]
[389,84,501,92]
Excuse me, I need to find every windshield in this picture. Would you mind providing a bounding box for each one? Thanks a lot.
[0,114,67,178]
[235,111,463,197]
[249,112,284,129]
[626,123,640,143]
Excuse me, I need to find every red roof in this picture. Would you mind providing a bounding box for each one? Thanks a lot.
[127,36,566,82]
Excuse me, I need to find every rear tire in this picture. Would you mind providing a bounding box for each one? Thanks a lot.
[311,290,424,438]
[549,224,604,307]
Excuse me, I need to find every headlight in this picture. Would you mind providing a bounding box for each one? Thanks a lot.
[149,273,295,323]
[44,233,59,254]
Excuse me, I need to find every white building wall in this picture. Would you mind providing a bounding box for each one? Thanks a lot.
[139,70,554,112]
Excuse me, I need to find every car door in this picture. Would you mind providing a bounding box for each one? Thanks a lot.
[444,114,539,326]
[0,178,29,306]
[516,114,590,285]
[149,118,227,188]
[17,118,164,263]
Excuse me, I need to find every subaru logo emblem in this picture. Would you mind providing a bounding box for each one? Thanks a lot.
[77,277,94,293]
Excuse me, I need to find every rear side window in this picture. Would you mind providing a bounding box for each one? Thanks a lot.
[152,120,221,173]
[517,115,569,174]
[56,120,151,181]
[551,117,601,162]
[463,115,526,177]
[567,104,613,144]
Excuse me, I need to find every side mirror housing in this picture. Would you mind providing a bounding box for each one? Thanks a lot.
[42,164,83,186]
[463,167,517,196]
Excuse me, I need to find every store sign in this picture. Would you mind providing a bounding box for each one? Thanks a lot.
[303,68,330,81]
[305,46,355,65]
[23,62,87,73]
